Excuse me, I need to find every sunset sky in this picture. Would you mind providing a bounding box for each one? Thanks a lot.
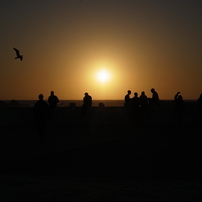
[1,0,202,100]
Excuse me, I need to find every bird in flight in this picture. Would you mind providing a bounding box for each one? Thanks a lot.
[13,48,23,61]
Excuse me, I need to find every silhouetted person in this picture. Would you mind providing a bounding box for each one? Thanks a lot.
[196,94,202,124]
[34,94,48,136]
[197,94,202,112]
[150,88,160,107]
[131,92,141,124]
[48,91,59,118]
[124,90,131,107]
[140,91,148,111]
[81,92,92,117]
[174,92,184,124]
[131,92,141,108]
[140,91,149,123]
[174,92,184,112]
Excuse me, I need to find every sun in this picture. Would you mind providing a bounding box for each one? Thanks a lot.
[95,69,111,83]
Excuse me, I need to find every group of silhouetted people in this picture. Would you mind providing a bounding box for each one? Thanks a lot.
[124,88,161,109]
[34,91,59,136]
[33,89,202,136]
[173,92,202,124]
[34,91,93,136]
[124,89,157,124]
[124,88,202,125]
[173,92,202,113]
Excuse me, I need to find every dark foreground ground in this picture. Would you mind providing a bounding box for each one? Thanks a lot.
[0,125,202,202]
[1,119,202,202]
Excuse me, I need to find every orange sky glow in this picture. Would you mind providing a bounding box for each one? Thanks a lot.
[1,0,202,100]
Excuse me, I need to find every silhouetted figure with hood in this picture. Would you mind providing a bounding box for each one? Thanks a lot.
[48,91,59,118]
[174,92,184,112]
[174,92,184,124]
[81,92,92,117]
[124,90,131,107]
[34,94,48,136]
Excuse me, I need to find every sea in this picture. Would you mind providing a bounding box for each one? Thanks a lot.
[3,100,125,107]
[2,99,197,107]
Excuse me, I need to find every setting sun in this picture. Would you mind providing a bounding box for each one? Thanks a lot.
[95,69,111,84]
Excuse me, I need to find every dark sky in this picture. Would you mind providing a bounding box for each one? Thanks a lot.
[1,0,202,100]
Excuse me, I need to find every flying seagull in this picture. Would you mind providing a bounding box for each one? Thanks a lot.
[13,48,23,61]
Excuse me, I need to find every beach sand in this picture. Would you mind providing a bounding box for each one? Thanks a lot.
[1,103,202,201]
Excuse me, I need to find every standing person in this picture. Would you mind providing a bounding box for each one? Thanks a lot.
[140,91,149,113]
[197,94,202,111]
[196,94,202,124]
[81,92,92,117]
[140,91,149,122]
[131,92,141,109]
[48,91,59,118]
[124,90,131,107]
[150,88,160,107]
[131,92,141,124]
[34,94,48,137]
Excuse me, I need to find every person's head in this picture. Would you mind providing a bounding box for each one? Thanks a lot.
[151,88,155,93]
[134,92,138,97]
[51,91,54,95]
[85,92,88,96]
[141,91,145,96]
[38,94,44,100]
[128,90,131,94]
